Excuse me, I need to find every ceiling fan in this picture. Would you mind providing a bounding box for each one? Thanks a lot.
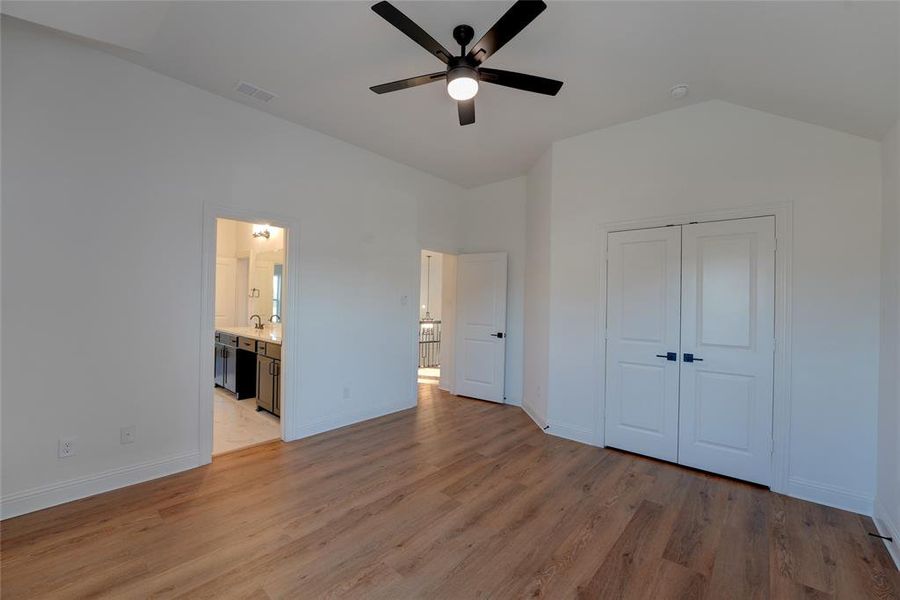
[369,0,563,126]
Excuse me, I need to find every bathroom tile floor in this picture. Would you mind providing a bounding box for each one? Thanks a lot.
[213,387,280,455]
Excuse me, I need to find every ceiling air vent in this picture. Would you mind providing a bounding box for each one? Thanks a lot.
[234,81,278,103]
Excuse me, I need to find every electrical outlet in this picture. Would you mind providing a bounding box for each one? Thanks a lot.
[58,438,76,458]
[120,425,136,445]
[343,386,351,400]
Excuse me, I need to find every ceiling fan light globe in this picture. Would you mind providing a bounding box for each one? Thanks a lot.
[447,76,478,101]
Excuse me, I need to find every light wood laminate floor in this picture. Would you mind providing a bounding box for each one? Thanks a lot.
[1,385,897,599]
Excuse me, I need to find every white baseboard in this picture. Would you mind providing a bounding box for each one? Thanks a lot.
[546,420,598,446]
[520,412,880,525]
[517,403,599,447]
[1,451,202,520]
[521,400,547,430]
[874,498,900,570]
[290,400,415,441]
[786,476,873,516]
[1,401,415,521]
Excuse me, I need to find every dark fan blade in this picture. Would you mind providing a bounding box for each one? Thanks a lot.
[458,99,475,126]
[479,68,563,96]
[371,72,446,94]
[372,1,453,64]
[466,0,546,65]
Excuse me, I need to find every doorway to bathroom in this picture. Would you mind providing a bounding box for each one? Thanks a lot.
[200,206,300,464]
[211,218,285,455]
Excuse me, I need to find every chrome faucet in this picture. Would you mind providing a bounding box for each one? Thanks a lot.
[250,314,263,329]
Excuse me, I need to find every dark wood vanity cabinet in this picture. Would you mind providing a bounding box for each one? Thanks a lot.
[214,332,258,400]
[256,354,281,417]
[254,339,281,415]
[215,330,282,416]
[214,334,238,394]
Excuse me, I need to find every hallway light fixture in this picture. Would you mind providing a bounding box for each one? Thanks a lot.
[421,254,434,329]
[252,224,271,239]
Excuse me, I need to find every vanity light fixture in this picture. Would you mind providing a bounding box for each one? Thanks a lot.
[252,224,271,239]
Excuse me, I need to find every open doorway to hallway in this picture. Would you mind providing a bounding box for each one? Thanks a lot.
[418,250,443,385]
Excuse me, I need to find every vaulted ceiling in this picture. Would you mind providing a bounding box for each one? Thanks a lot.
[4,1,898,187]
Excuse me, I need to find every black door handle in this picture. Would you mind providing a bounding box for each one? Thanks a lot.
[490,332,504,339]
[655,352,677,361]
[683,353,704,363]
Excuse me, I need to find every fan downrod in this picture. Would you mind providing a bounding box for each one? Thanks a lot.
[452,24,475,53]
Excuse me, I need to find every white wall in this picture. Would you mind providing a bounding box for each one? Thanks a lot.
[876,120,900,566]
[523,150,552,427]
[2,18,888,522]
[0,18,465,517]
[235,221,252,257]
[545,100,883,513]
[459,177,527,406]
[216,218,237,258]
[418,189,463,257]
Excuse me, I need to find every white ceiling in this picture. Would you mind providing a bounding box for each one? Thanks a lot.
[4,1,898,187]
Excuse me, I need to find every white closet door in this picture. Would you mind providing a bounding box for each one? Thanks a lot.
[678,217,775,485]
[455,252,508,403]
[605,227,682,462]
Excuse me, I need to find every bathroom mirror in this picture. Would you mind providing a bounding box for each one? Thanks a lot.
[250,249,284,323]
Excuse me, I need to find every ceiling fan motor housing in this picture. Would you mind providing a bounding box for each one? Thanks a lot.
[447,57,478,83]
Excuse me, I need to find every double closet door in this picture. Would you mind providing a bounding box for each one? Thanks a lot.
[604,217,775,486]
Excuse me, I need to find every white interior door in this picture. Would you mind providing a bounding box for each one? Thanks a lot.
[604,227,682,462]
[215,257,236,328]
[455,252,507,403]
[678,217,775,485]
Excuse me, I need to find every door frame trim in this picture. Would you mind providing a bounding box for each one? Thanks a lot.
[199,203,301,463]
[597,202,792,493]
